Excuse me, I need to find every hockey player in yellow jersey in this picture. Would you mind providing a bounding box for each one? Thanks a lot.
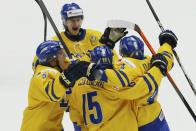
[69,46,138,131]
[21,40,97,131]
[54,3,121,62]
[118,31,178,131]
[68,29,177,131]
[52,3,102,57]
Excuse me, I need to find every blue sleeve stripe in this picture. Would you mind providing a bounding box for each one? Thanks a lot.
[51,79,61,100]
[142,75,152,92]
[162,51,173,59]
[45,83,54,101]
[95,69,108,82]
[114,70,126,87]
[119,70,130,86]
[162,51,174,69]
[147,73,158,89]
[147,73,159,104]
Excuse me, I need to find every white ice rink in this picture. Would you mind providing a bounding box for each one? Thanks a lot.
[0,0,196,130]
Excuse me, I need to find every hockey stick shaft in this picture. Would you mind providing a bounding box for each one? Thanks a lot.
[35,0,47,41]
[35,0,72,58]
[42,10,47,41]
[146,0,196,96]
[43,12,47,41]
[136,25,196,122]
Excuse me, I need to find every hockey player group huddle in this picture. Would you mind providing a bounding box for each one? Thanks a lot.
[21,3,178,131]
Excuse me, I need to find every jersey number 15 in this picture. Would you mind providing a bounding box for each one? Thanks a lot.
[82,91,103,125]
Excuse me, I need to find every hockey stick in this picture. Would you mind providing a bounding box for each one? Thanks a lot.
[107,19,196,122]
[35,0,72,58]
[146,0,196,96]
[43,10,47,41]
[35,0,47,41]
[40,5,47,41]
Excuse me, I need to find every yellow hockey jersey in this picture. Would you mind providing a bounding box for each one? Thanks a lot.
[69,77,138,131]
[68,43,173,131]
[131,44,174,127]
[69,66,165,131]
[96,43,174,127]
[21,65,68,131]
[117,56,163,127]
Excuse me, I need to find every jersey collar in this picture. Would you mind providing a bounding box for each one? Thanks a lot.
[64,28,86,42]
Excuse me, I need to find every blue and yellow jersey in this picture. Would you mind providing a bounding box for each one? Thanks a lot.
[68,43,173,131]
[69,77,138,131]
[68,65,165,131]
[131,43,174,127]
[21,65,68,131]
[97,43,174,128]
[117,57,163,128]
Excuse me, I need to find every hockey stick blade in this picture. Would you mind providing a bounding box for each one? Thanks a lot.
[107,20,142,37]
[107,19,135,29]
[107,19,196,122]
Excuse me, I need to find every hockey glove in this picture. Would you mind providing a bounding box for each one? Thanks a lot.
[99,27,128,49]
[75,61,98,80]
[150,53,168,76]
[70,61,104,81]
[59,61,87,88]
[159,30,178,49]
[59,61,99,88]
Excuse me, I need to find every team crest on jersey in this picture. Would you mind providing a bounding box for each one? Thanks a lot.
[90,35,97,45]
